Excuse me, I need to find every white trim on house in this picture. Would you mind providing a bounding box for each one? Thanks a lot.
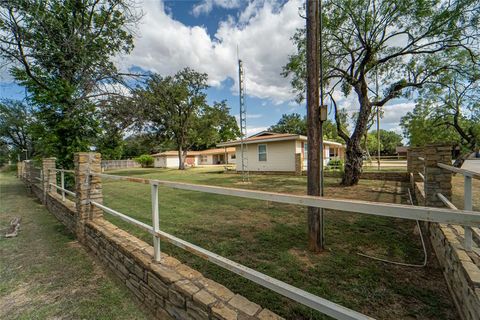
[218,134,344,147]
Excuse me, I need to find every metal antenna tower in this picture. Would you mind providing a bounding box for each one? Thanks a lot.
[238,59,249,182]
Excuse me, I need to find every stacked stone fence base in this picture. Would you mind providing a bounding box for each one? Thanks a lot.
[414,182,480,320]
[19,153,283,320]
[409,145,480,320]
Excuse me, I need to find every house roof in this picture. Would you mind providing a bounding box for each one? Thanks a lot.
[217,132,345,147]
[152,150,201,157]
[152,147,235,157]
[396,146,408,153]
[247,131,280,138]
[198,147,236,155]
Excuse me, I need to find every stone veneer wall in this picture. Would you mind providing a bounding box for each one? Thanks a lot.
[410,144,480,320]
[414,182,480,320]
[85,219,282,320]
[21,155,284,320]
[323,171,409,182]
[31,184,44,202]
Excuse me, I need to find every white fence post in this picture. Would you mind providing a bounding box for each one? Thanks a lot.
[61,170,65,201]
[464,175,473,251]
[151,182,161,262]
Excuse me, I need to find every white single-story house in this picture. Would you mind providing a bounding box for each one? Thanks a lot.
[217,131,345,173]
[152,147,236,168]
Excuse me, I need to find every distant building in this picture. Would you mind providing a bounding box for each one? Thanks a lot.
[395,146,408,157]
[217,131,345,173]
[152,147,236,168]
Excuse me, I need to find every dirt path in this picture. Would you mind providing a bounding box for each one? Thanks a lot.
[0,172,151,320]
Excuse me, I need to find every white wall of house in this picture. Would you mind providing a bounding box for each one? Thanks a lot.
[154,156,166,168]
[167,156,180,168]
[236,140,296,172]
[198,154,213,165]
[154,156,180,168]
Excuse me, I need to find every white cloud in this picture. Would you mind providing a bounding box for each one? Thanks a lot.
[191,0,242,17]
[321,88,415,133]
[246,126,269,135]
[118,0,304,104]
[380,101,415,131]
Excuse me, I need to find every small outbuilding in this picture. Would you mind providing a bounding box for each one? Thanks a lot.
[217,131,345,173]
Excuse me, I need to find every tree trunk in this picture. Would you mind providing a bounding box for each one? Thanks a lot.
[306,0,323,252]
[341,80,372,186]
[342,139,364,186]
[178,147,185,170]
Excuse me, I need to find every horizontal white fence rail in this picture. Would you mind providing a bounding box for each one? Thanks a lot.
[93,172,480,226]
[91,171,480,320]
[52,168,75,173]
[49,183,76,197]
[437,193,457,210]
[435,162,477,251]
[90,199,373,320]
[49,168,75,201]
[437,162,480,178]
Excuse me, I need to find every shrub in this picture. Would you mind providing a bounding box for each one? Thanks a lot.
[327,158,344,171]
[135,155,154,168]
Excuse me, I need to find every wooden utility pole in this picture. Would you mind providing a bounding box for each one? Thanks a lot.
[306,0,323,252]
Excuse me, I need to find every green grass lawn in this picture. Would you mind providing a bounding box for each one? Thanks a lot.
[101,167,458,320]
[0,172,151,320]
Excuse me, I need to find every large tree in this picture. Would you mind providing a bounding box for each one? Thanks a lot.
[0,0,138,166]
[400,104,462,146]
[0,99,36,160]
[190,100,240,150]
[135,68,239,169]
[402,57,479,156]
[366,129,403,156]
[269,112,348,142]
[284,0,480,185]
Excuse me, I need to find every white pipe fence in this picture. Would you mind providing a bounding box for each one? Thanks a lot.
[436,163,478,251]
[101,159,140,171]
[416,158,479,251]
[90,171,480,320]
[49,168,76,200]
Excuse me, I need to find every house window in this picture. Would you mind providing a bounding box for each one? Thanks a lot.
[330,147,339,158]
[258,144,267,161]
[200,155,207,162]
[231,154,236,159]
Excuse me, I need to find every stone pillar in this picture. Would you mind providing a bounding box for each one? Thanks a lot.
[295,153,302,176]
[424,144,452,207]
[17,161,22,178]
[24,160,33,185]
[42,157,56,203]
[407,146,425,182]
[74,152,103,243]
